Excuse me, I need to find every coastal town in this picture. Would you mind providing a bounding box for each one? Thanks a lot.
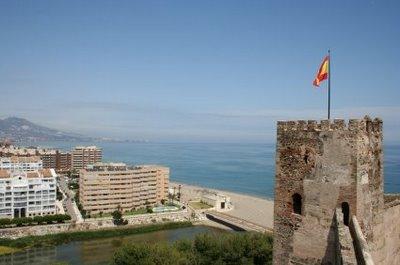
[0,139,273,243]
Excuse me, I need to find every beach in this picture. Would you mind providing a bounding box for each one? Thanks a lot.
[170,182,274,229]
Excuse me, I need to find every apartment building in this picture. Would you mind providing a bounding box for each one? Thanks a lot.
[56,152,72,172]
[72,146,102,170]
[0,156,43,172]
[0,146,72,172]
[40,150,57,169]
[79,163,169,215]
[0,169,57,218]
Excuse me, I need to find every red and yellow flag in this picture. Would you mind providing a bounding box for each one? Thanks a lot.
[313,56,329,87]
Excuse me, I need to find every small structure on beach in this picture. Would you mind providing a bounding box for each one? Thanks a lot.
[201,192,232,212]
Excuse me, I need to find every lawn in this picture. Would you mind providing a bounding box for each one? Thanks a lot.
[189,201,212,210]
[91,208,149,218]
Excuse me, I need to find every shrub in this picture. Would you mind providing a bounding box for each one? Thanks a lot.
[0,218,11,227]
[33,216,44,225]
[112,210,126,226]
[112,232,273,265]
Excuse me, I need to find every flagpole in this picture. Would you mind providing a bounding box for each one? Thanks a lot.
[328,49,331,119]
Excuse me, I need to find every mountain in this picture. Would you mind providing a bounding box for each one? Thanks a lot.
[0,117,93,142]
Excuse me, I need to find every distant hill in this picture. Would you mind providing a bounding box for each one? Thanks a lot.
[0,117,93,142]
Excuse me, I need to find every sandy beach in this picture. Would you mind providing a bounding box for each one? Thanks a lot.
[170,182,274,229]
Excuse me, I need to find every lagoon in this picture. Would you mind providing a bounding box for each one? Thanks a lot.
[0,226,225,265]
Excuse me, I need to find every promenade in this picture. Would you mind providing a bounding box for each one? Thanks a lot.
[170,182,274,229]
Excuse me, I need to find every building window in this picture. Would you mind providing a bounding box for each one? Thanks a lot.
[292,193,302,215]
[341,202,350,226]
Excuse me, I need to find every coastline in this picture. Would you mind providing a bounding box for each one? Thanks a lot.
[170,181,274,229]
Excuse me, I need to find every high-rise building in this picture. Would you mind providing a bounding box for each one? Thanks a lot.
[40,150,57,169]
[71,146,102,170]
[79,163,169,215]
[0,156,43,172]
[0,169,57,218]
[56,152,72,172]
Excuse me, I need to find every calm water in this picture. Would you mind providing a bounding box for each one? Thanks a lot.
[24,141,400,198]
[0,226,225,265]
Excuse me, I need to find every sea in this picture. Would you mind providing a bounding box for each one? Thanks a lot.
[23,141,400,199]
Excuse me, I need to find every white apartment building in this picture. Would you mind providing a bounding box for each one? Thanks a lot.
[0,169,57,218]
[0,156,43,172]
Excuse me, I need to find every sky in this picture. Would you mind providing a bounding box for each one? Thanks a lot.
[0,0,399,143]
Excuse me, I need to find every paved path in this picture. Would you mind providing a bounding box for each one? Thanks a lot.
[58,176,83,223]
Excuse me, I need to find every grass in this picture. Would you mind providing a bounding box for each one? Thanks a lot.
[123,208,148,216]
[189,201,213,210]
[0,246,19,255]
[90,208,149,218]
[0,221,192,254]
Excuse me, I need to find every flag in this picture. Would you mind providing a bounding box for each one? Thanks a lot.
[313,56,329,87]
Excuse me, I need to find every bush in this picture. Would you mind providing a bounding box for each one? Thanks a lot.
[112,232,273,265]
[0,218,11,227]
[112,210,126,226]
[33,216,45,225]
[0,215,71,229]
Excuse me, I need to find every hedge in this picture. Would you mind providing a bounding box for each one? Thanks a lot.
[0,214,71,228]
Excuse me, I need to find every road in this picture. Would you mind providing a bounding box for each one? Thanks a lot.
[58,176,83,223]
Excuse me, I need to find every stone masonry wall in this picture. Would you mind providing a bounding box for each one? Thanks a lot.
[273,117,383,265]
[336,209,357,265]
[0,210,190,239]
[378,201,400,265]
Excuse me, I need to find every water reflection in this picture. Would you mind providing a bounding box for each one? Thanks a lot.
[0,226,224,265]
[0,247,57,265]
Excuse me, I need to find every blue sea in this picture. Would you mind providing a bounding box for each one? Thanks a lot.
[24,142,400,199]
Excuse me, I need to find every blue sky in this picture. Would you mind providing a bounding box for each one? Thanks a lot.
[1,1,399,142]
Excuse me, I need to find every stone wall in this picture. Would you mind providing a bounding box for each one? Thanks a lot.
[0,210,190,239]
[377,200,400,265]
[350,216,375,265]
[273,117,384,265]
[335,209,357,265]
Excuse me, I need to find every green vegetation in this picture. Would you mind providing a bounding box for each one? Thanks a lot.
[68,182,79,190]
[0,215,71,229]
[124,208,148,216]
[0,246,19,255]
[91,207,154,219]
[112,208,128,226]
[189,201,213,210]
[113,232,273,265]
[74,189,87,218]
[0,221,192,251]
[56,187,63,201]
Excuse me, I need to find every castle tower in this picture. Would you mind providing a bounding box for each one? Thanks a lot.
[273,117,384,264]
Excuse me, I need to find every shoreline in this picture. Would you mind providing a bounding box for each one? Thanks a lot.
[170,180,274,201]
[0,222,193,255]
[170,180,275,201]
[170,181,274,229]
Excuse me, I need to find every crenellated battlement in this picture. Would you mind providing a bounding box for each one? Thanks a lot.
[277,116,382,133]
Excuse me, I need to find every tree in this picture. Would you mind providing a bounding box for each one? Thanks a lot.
[112,207,126,226]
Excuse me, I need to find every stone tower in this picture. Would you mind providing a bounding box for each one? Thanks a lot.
[273,117,384,264]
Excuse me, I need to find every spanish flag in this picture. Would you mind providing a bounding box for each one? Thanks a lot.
[313,56,329,87]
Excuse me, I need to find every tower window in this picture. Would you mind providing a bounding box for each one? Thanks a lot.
[341,202,350,226]
[292,193,302,215]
